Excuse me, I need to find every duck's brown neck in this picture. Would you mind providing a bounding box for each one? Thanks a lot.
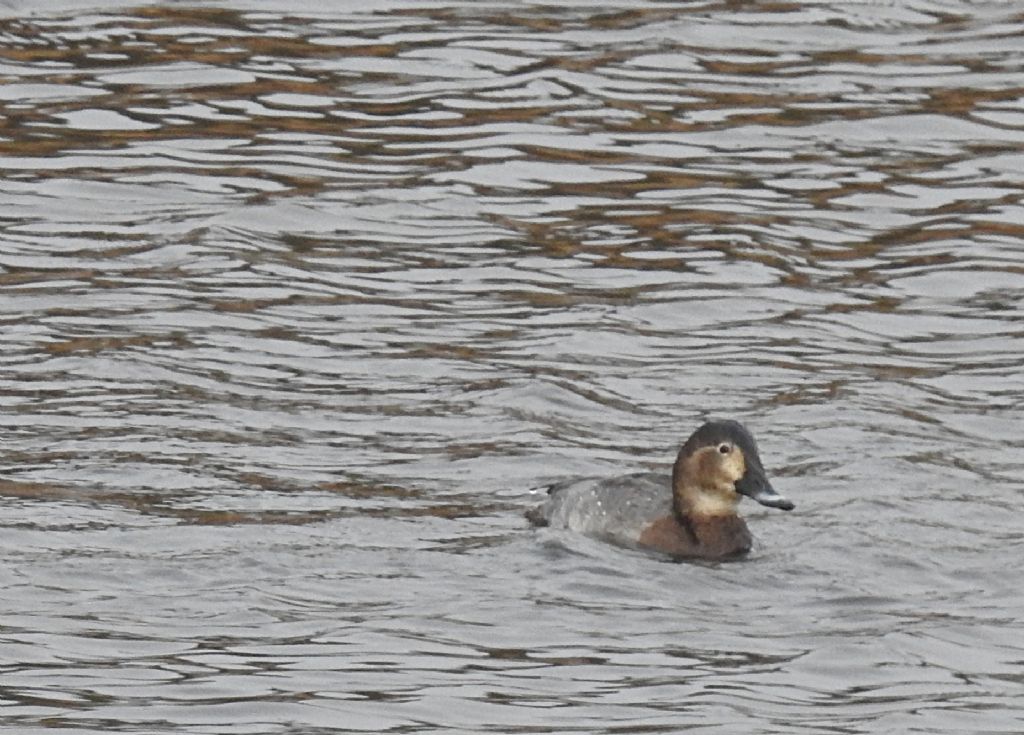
[675,513,753,557]
[671,450,752,556]
[670,445,692,518]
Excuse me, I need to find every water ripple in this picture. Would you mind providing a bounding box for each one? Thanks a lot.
[0,2,1022,734]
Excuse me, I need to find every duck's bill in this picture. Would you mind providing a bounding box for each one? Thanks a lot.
[746,486,794,511]
[735,471,794,511]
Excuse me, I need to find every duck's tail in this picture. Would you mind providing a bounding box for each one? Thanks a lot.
[524,481,563,526]
[524,503,549,527]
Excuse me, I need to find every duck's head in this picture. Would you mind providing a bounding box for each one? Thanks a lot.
[671,419,794,517]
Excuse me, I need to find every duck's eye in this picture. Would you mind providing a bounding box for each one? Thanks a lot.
[718,443,731,455]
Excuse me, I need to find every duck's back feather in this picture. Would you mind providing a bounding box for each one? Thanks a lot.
[529,472,672,548]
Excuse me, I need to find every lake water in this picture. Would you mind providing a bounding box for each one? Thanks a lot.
[1,2,1022,733]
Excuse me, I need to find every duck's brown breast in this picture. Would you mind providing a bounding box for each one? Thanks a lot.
[637,514,753,559]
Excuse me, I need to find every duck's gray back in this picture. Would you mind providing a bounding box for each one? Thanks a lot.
[537,472,672,546]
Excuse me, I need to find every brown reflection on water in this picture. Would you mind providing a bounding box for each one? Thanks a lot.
[1,2,1023,734]
[0,477,505,525]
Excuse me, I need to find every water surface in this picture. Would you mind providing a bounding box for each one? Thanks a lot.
[1,2,1022,733]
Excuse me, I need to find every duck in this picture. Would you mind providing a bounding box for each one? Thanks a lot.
[526,419,794,560]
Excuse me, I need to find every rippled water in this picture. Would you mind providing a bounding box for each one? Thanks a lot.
[1,1,1022,732]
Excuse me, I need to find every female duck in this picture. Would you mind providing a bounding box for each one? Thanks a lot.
[527,420,794,560]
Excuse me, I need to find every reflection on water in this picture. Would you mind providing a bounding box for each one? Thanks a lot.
[1,2,1022,733]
